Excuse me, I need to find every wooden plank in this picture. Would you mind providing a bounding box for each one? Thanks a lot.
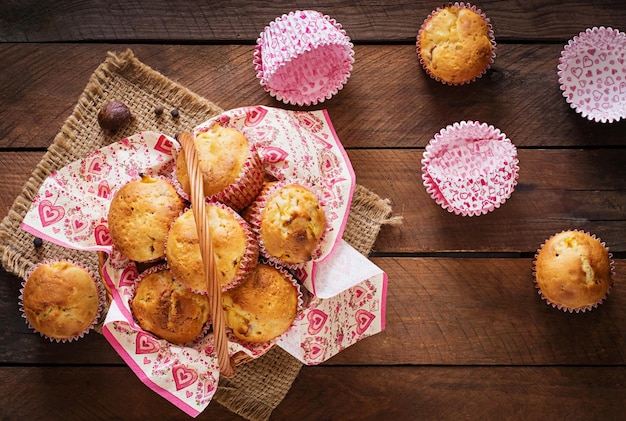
[3,148,626,254]
[1,1,625,43]
[331,258,626,366]
[0,367,241,420]
[353,148,626,254]
[2,258,625,366]
[2,43,626,150]
[0,366,624,420]
[276,366,626,420]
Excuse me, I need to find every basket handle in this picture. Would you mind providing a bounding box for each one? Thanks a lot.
[179,131,235,377]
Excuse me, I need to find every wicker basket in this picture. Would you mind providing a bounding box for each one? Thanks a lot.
[97,131,242,377]
[178,131,235,376]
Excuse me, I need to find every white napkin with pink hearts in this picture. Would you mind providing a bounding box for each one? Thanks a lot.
[21,107,387,417]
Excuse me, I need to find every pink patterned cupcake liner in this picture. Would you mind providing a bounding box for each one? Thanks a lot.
[254,10,355,106]
[19,259,105,343]
[532,230,614,313]
[421,121,519,216]
[416,2,496,85]
[558,26,626,123]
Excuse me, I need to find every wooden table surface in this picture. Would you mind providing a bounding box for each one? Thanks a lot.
[1,1,626,419]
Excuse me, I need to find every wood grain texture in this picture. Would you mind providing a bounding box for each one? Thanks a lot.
[2,1,626,418]
[2,258,625,366]
[3,148,625,254]
[1,0,625,43]
[2,44,625,150]
[352,148,626,254]
[1,365,624,420]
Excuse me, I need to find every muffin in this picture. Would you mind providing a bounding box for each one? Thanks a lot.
[130,265,210,344]
[243,181,327,267]
[222,262,300,343]
[175,124,264,211]
[108,174,185,262]
[534,230,613,313]
[165,204,259,295]
[21,260,102,342]
[417,3,495,85]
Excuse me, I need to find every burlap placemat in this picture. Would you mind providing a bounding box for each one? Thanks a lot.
[0,49,400,421]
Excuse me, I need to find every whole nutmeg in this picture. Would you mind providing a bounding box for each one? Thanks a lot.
[98,100,132,131]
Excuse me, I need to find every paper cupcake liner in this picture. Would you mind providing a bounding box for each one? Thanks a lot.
[421,121,519,216]
[172,128,265,212]
[254,10,355,106]
[19,259,105,343]
[557,26,626,123]
[128,263,213,344]
[243,180,328,269]
[533,230,614,313]
[416,2,496,86]
[165,203,259,295]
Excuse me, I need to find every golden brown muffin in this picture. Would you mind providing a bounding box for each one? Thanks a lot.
[108,174,185,262]
[418,5,494,85]
[22,261,100,341]
[535,231,612,312]
[246,182,326,265]
[222,263,299,343]
[165,204,259,294]
[175,124,259,204]
[131,267,210,344]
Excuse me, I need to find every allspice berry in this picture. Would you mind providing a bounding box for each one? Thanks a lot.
[98,101,132,131]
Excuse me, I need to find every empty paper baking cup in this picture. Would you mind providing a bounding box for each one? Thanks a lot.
[558,26,626,123]
[421,121,519,216]
[254,10,355,106]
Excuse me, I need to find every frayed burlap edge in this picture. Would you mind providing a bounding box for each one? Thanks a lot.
[0,48,223,281]
[0,49,400,421]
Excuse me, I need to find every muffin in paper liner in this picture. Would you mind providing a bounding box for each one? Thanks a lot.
[222,259,304,344]
[165,203,260,295]
[108,173,186,263]
[421,121,519,216]
[128,263,212,345]
[19,259,105,343]
[253,10,355,106]
[242,180,328,269]
[172,124,265,212]
[417,2,496,85]
[557,26,626,123]
[533,230,614,313]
